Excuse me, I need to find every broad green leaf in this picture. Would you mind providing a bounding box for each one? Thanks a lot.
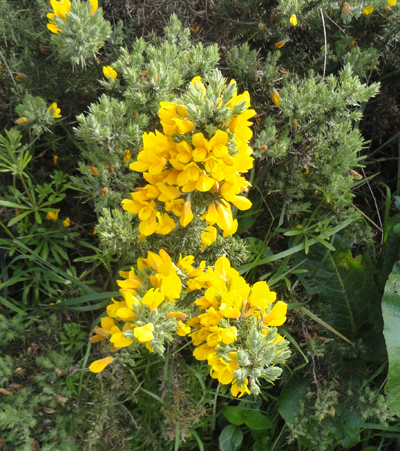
[243,411,272,430]
[223,406,247,425]
[382,261,400,416]
[376,219,400,292]
[278,377,310,424]
[295,236,384,358]
[219,425,243,451]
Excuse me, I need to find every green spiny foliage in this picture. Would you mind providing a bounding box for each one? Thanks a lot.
[71,14,220,211]
[48,0,112,67]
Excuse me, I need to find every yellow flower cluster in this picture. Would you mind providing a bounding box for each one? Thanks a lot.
[47,0,98,34]
[187,256,288,397]
[89,249,205,373]
[122,76,255,249]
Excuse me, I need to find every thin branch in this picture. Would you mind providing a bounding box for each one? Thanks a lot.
[324,13,346,33]
[320,9,327,82]
[0,49,17,87]
[351,202,383,233]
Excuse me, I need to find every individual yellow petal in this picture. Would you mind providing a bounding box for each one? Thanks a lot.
[63,217,70,227]
[141,288,165,310]
[180,200,193,227]
[272,90,280,107]
[89,356,114,373]
[274,40,285,49]
[15,117,29,125]
[110,332,133,348]
[101,317,115,331]
[263,301,288,326]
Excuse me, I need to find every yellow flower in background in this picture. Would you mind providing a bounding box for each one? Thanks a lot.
[63,217,70,227]
[388,0,396,5]
[15,117,29,125]
[103,66,117,80]
[274,40,285,49]
[123,149,131,163]
[53,156,59,165]
[46,209,60,221]
[90,0,98,15]
[362,5,374,15]
[201,226,217,251]
[272,90,280,107]
[47,102,61,118]
[89,356,113,373]
[88,165,100,175]
[290,14,297,25]
[134,323,154,342]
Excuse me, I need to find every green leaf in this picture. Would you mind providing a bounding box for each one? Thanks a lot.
[0,295,26,315]
[376,218,400,292]
[295,236,384,358]
[219,425,243,451]
[223,406,247,425]
[243,411,272,430]
[278,377,310,424]
[7,210,32,226]
[239,218,353,274]
[382,261,400,416]
[0,200,29,209]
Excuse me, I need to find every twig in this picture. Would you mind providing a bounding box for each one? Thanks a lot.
[361,166,384,239]
[120,404,140,429]
[320,9,327,81]
[324,12,346,33]
[351,202,383,233]
[220,17,260,25]
[0,49,17,87]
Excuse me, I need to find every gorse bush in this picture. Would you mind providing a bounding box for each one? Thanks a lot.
[0,1,399,450]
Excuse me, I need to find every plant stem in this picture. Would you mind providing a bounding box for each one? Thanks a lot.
[19,174,35,207]
[0,219,15,239]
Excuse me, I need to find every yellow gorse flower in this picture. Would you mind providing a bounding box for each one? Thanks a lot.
[46,209,60,220]
[88,251,290,395]
[387,0,397,5]
[88,250,205,373]
[47,0,71,34]
[123,149,131,163]
[63,217,70,227]
[362,5,374,15]
[47,0,96,33]
[47,102,62,118]
[290,14,297,26]
[274,40,286,49]
[188,255,288,397]
[123,76,254,245]
[90,0,98,15]
[103,66,117,80]
[15,117,29,125]
[272,90,280,107]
